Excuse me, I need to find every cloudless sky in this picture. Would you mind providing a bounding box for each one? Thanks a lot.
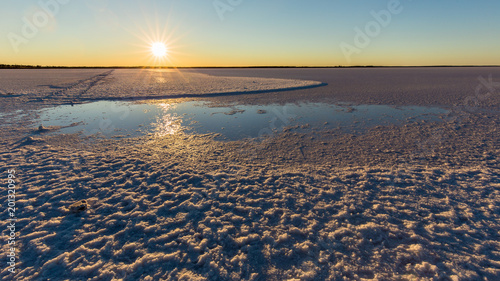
[1,0,499,66]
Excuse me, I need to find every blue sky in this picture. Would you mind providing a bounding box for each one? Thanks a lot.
[1,0,499,66]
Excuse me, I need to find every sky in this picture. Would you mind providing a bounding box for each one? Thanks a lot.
[1,0,500,67]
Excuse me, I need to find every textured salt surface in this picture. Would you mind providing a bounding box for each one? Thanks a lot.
[0,68,499,280]
[0,123,498,280]
[0,69,108,97]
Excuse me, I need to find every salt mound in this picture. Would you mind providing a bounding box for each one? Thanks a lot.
[81,69,324,100]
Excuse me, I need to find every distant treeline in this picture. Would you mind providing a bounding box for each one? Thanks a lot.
[0,64,369,69]
[1,64,45,69]
[0,64,128,69]
[1,64,498,69]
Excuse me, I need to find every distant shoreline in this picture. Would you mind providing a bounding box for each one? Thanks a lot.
[1,64,500,69]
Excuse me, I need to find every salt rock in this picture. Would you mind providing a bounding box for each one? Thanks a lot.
[69,200,88,213]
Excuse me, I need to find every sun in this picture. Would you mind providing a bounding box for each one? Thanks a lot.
[151,42,167,58]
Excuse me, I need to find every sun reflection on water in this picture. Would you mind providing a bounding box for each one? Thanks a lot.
[153,103,182,136]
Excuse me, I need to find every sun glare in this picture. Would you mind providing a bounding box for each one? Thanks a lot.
[151,42,167,58]
[130,17,182,66]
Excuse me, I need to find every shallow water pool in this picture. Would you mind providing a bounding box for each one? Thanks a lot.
[34,101,449,140]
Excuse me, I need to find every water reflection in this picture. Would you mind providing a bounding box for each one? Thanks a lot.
[33,101,449,140]
[153,103,182,136]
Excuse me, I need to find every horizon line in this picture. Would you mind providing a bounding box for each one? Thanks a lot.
[1,64,500,69]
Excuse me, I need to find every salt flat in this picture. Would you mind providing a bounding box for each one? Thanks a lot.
[0,68,323,111]
[194,67,500,107]
[0,68,499,280]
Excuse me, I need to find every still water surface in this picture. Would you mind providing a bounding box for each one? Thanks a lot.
[34,101,448,140]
